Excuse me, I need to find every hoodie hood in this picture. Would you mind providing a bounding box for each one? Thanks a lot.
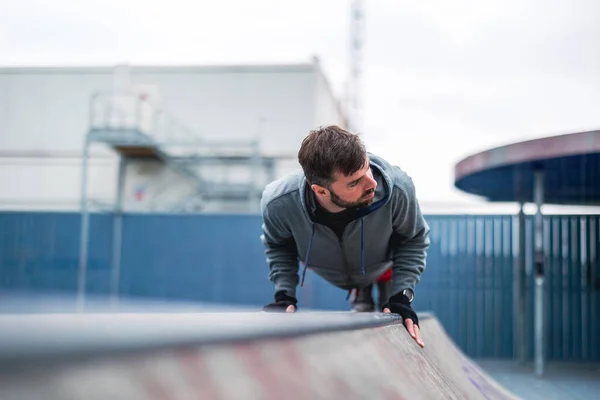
[298,152,394,221]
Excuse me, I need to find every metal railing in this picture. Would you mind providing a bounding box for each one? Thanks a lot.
[89,92,260,156]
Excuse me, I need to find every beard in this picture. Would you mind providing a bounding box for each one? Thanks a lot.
[329,188,375,209]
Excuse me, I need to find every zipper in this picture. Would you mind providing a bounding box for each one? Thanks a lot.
[314,222,354,285]
[339,220,359,285]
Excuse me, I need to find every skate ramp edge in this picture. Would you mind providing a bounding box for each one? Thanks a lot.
[0,312,520,400]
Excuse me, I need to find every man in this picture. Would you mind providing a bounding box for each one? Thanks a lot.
[260,125,429,347]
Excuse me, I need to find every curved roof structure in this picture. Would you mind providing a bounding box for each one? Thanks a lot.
[454,130,600,205]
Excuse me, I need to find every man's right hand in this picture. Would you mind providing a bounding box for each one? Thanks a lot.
[262,291,297,313]
[383,292,424,348]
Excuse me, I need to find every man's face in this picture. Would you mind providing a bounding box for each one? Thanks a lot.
[326,158,378,209]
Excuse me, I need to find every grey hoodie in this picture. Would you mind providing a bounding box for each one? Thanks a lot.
[260,153,430,301]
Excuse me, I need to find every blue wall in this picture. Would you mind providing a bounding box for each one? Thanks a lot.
[0,211,598,361]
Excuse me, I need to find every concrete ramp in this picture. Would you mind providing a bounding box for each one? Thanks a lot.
[0,311,519,399]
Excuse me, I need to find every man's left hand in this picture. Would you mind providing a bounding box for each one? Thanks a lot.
[383,293,425,348]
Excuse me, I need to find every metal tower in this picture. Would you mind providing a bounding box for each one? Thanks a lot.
[348,0,365,134]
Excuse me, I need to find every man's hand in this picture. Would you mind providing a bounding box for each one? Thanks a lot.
[262,291,297,313]
[383,292,424,348]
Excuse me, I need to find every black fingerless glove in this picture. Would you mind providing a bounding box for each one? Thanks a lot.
[262,290,297,312]
[383,292,418,326]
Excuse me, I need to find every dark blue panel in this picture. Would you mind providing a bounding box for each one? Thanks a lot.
[118,213,273,306]
[0,212,112,295]
[592,217,600,361]
[455,153,600,205]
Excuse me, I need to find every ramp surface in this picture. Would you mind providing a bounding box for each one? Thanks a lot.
[0,312,519,399]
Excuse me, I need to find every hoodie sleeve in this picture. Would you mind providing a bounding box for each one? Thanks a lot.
[260,197,300,299]
[390,173,430,297]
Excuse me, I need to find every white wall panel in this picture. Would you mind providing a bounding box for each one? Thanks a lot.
[313,67,346,129]
[0,154,117,210]
[131,66,319,157]
[0,156,200,212]
[0,69,114,151]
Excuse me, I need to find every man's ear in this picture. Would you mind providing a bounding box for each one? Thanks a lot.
[310,183,328,197]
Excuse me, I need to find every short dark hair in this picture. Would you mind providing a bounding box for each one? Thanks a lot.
[297,125,367,187]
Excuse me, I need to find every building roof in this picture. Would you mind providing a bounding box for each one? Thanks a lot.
[0,61,316,74]
[0,57,348,130]
[454,129,600,205]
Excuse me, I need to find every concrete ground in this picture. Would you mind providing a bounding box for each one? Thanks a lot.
[475,359,600,400]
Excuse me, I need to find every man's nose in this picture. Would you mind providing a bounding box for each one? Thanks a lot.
[365,174,377,191]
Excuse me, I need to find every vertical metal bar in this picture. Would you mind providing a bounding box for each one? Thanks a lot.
[571,217,580,359]
[476,217,484,356]
[534,169,545,376]
[251,141,261,213]
[456,217,463,346]
[458,217,467,350]
[550,217,560,360]
[135,94,142,133]
[517,203,527,363]
[467,216,475,355]
[491,217,499,356]
[591,217,598,361]
[504,217,512,357]
[580,217,588,361]
[485,217,493,356]
[78,93,99,311]
[111,156,126,305]
[77,137,90,311]
[448,217,454,331]
[543,213,552,360]
[104,95,111,128]
[561,217,569,359]
[89,91,98,129]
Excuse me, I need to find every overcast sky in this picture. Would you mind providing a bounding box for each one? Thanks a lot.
[1,0,599,209]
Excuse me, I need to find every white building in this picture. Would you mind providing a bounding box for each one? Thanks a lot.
[0,58,346,213]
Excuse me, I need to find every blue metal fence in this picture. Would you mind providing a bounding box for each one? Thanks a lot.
[0,212,112,294]
[419,215,515,359]
[523,215,600,362]
[0,211,598,361]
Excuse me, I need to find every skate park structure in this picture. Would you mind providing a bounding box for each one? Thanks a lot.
[0,296,519,400]
[454,129,600,377]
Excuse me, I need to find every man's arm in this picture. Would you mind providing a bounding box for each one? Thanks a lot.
[389,175,430,298]
[384,174,429,347]
[260,197,300,300]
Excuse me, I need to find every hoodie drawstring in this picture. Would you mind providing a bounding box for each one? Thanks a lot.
[346,219,366,301]
[300,223,316,287]
[300,218,365,289]
[346,287,360,301]
[360,217,365,276]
